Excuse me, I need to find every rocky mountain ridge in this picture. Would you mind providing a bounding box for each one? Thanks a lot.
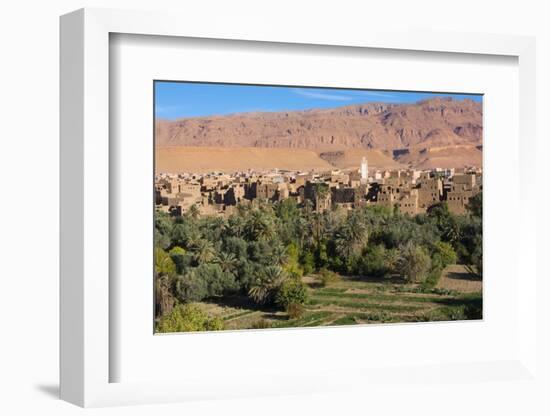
[157,97,481,148]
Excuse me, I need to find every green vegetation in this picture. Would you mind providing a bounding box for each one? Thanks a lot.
[275,278,309,310]
[155,196,482,332]
[285,303,306,319]
[156,303,224,333]
[396,242,432,282]
[317,268,341,287]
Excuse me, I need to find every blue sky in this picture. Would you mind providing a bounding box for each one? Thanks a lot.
[155,81,482,120]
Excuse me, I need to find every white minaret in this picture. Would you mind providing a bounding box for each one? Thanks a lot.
[360,156,368,184]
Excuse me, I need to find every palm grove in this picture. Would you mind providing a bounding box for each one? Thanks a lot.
[155,192,482,332]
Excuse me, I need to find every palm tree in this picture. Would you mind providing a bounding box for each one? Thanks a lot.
[236,202,250,217]
[190,239,216,264]
[210,216,227,230]
[303,199,314,221]
[313,183,329,213]
[311,212,328,247]
[228,215,246,238]
[206,216,228,241]
[263,265,286,285]
[334,218,368,259]
[155,273,175,318]
[295,216,315,249]
[347,214,369,246]
[183,230,202,252]
[248,265,285,304]
[324,207,343,234]
[334,225,355,258]
[215,251,239,274]
[271,242,288,266]
[443,222,461,244]
[246,210,275,241]
[187,204,200,220]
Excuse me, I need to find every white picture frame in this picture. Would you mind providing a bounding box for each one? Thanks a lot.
[60,7,538,408]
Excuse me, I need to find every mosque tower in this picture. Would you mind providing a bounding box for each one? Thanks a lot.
[360,156,368,184]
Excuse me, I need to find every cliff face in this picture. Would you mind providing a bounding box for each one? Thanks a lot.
[156,97,482,152]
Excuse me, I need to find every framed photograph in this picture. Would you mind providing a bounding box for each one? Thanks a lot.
[153,81,483,334]
[60,8,538,408]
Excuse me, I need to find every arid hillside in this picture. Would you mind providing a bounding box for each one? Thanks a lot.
[156,147,333,173]
[395,144,483,170]
[155,147,405,173]
[155,97,482,170]
[318,149,404,170]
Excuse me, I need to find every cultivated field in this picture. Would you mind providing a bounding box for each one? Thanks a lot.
[197,264,482,330]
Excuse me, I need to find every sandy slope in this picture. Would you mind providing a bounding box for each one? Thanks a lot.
[319,148,404,170]
[396,145,482,169]
[156,146,334,173]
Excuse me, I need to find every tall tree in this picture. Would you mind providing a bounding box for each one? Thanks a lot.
[190,239,216,264]
[397,242,432,282]
[248,265,285,304]
[466,191,482,218]
[313,182,329,213]
[186,204,200,220]
[334,216,368,258]
[214,251,239,274]
[246,209,275,241]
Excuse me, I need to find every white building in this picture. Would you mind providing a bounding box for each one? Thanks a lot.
[360,156,368,184]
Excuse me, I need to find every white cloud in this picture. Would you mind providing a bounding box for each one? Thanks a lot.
[292,88,353,101]
[156,104,188,112]
[292,88,397,102]
[354,90,397,99]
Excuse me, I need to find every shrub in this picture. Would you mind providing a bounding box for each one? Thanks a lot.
[156,303,224,333]
[421,265,443,289]
[205,316,225,330]
[155,247,176,276]
[361,244,389,277]
[169,246,192,274]
[275,278,309,309]
[223,236,248,260]
[383,247,400,274]
[248,239,276,266]
[317,268,341,287]
[154,228,171,250]
[426,294,482,321]
[315,241,329,269]
[175,270,208,303]
[464,303,482,320]
[431,241,457,269]
[238,261,260,290]
[300,250,316,275]
[466,243,482,279]
[286,303,305,319]
[466,191,482,218]
[175,263,238,303]
[251,319,272,329]
[397,242,432,282]
[194,263,238,297]
[283,242,303,277]
[423,242,455,290]
[440,306,468,321]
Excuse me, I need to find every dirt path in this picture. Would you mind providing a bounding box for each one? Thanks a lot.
[437,264,482,293]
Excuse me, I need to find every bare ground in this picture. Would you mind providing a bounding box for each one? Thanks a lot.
[437,264,482,293]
